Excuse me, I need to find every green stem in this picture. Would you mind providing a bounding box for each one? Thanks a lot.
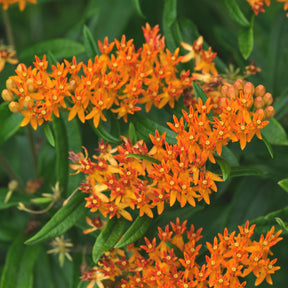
[2,9,14,46]
[27,126,38,176]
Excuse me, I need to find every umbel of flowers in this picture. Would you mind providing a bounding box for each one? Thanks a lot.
[0,0,37,10]
[69,77,273,220]
[81,218,282,288]
[3,24,193,129]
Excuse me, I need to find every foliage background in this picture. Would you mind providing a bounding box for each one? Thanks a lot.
[0,0,288,287]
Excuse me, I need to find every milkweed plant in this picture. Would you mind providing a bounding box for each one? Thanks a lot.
[0,0,288,287]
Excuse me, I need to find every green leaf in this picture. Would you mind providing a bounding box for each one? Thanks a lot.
[115,215,152,248]
[225,0,250,27]
[164,241,184,259]
[278,178,288,193]
[0,235,41,288]
[25,193,87,245]
[19,39,85,61]
[92,217,127,263]
[0,103,23,145]
[83,25,99,59]
[133,113,177,144]
[47,51,58,66]
[43,123,55,147]
[262,134,273,158]
[128,122,137,145]
[193,82,207,102]
[238,16,254,59]
[215,157,231,181]
[53,116,68,196]
[262,118,288,145]
[132,0,145,18]
[126,153,161,164]
[89,122,121,145]
[275,217,288,231]
[230,166,268,178]
[192,82,213,120]
[163,0,177,27]
[221,146,239,167]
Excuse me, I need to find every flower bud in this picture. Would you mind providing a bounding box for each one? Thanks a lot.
[16,63,27,74]
[255,84,265,97]
[265,106,275,119]
[219,97,229,107]
[1,89,14,102]
[26,78,35,93]
[228,86,236,100]
[255,108,264,117]
[244,82,254,95]
[233,79,244,92]
[8,101,21,113]
[263,92,273,106]
[23,96,34,108]
[6,78,16,91]
[254,96,264,109]
[69,80,76,92]
[220,85,228,97]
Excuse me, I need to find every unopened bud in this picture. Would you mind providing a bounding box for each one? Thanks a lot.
[6,78,16,90]
[1,89,14,102]
[219,97,229,107]
[234,79,244,92]
[255,84,265,97]
[26,78,35,93]
[220,85,228,97]
[16,63,27,73]
[263,92,273,106]
[244,82,254,95]
[23,96,34,108]
[8,101,21,113]
[254,96,264,109]
[228,86,236,100]
[265,106,275,119]
[255,108,264,116]
[69,80,76,92]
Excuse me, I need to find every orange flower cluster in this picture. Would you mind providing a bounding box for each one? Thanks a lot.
[81,219,282,288]
[0,0,36,10]
[245,0,288,16]
[70,81,271,220]
[3,24,193,130]
[181,36,218,75]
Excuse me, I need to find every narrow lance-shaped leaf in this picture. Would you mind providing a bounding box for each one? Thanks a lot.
[132,0,145,18]
[262,118,288,146]
[83,25,99,59]
[126,154,161,164]
[193,82,213,120]
[238,15,254,59]
[115,215,152,248]
[225,0,250,27]
[133,113,177,144]
[0,236,40,288]
[215,156,231,181]
[128,122,137,145]
[92,217,127,263]
[25,193,87,245]
[89,121,121,145]
[43,123,55,147]
[230,166,268,178]
[278,178,288,193]
[262,134,273,158]
[19,39,85,61]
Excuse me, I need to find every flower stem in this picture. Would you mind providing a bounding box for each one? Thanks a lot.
[2,9,14,46]
[27,126,38,176]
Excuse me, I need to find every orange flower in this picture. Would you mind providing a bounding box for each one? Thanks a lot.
[0,45,18,72]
